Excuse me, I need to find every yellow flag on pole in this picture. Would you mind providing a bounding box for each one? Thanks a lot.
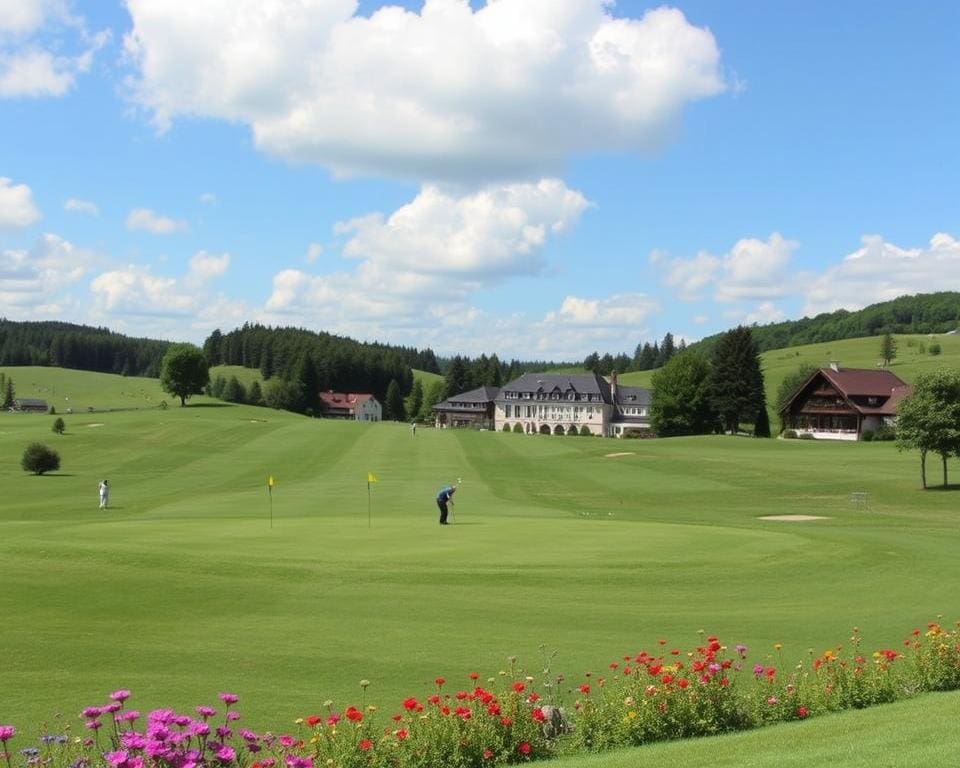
[268,475,275,489]
[367,471,377,483]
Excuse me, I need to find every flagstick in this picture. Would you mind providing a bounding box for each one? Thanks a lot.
[269,486,273,529]
[367,481,372,528]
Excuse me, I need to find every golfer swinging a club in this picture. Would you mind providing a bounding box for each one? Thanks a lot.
[436,483,456,525]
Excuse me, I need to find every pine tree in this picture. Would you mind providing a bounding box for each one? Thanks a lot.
[880,332,898,367]
[407,379,424,419]
[708,326,766,434]
[247,380,264,407]
[658,332,676,367]
[384,379,406,421]
[444,356,470,397]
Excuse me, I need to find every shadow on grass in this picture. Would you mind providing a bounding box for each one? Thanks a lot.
[924,484,960,492]
[183,402,234,408]
[35,473,75,477]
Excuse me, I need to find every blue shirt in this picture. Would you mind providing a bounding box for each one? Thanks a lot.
[437,486,454,503]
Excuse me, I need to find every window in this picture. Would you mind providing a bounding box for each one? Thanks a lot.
[505,404,512,418]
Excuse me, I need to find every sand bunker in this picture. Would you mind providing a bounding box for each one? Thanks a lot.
[758,515,829,522]
[605,452,635,458]
[86,422,104,427]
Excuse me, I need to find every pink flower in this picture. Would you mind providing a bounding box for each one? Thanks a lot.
[219,693,239,706]
[215,746,236,763]
[105,751,130,766]
[85,720,103,730]
[196,706,217,719]
[111,690,132,702]
[0,726,15,742]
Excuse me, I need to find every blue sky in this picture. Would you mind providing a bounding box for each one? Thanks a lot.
[1,0,958,360]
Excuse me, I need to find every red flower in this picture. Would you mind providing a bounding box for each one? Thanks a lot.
[441,706,450,716]
[345,707,363,723]
[402,697,420,712]
[677,678,689,689]
[435,677,446,688]
[396,729,409,741]
[526,692,540,703]
[512,682,525,693]
[578,683,590,695]
[531,708,545,723]
[305,715,322,728]
[391,714,402,722]
[483,750,493,760]
[500,718,513,727]
[427,695,440,706]
[518,743,531,755]
[358,739,373,751]
[661,674,673,685]
[487,703,500,716]
[469,672,480,681]
[797,706,809,719]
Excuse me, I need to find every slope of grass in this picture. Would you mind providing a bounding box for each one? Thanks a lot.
[1,366,959,751]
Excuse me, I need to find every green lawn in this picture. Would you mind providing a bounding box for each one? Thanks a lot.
[1,366,959,757]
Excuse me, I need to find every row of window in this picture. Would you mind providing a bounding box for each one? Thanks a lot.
[502,391,602,402]
[502,404,601,420]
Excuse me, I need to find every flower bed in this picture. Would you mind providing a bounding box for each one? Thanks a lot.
[2,621,958,768]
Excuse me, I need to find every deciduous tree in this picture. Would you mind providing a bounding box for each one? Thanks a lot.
[896,369,960,488]
[160,344,210,406]
[650,352,715,436]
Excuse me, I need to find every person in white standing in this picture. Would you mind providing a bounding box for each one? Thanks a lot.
[98,479,109,510]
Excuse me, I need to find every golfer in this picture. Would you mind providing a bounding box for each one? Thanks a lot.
[436,484,456,525]
[98,479,109,510]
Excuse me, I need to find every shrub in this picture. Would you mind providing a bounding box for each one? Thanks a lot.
[567,425,579,435]
[929,342,942,356]
[873,424,896,441]
[781,429,797,439]
[502,423,512,432]
[52,417,65,435]
[861,429,874,442]
[21,442,61,475]
[580,425,592,436]
[798,432,816,440]
[513,423,524,433]
[49,405,56,415]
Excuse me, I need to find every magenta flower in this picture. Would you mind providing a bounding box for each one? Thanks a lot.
[196,706,216,719]
[104,702,122,714]
[104,751,129,766]
[116,711,141,724]
[284,757,312,768]
[81,707,102,718]
[735,644,748,658]
[84,720,102,731]
[218,693,239,706]
[226,711,240,722]
[190,722,210,738]
[215,746,236,763]
[0,726,14,742]
[120,733,147,750]
[110,690,132,703]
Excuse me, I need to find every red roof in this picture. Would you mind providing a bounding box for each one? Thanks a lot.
[319,391,376,411]
[819,367,907,397]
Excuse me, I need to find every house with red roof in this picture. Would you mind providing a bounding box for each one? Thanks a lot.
[318,391,382,422]
[778,363,911,441]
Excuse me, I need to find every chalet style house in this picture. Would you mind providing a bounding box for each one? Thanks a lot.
[11,398,48,413]
[318,391,382,421]
[779,363,911,441]
[432,385,499,429]
[494,372,651,437]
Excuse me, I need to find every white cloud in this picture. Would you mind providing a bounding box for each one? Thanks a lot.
[803,232,960,316]
[89,254,243,340]
[125,207,188,234]
[0,177,41,228]
[305,242,323,263]
[742,301,786,325]
[654,232,798,303]
[199,192,217,205]
[0,232,94,313]
[64,196,98,215]
[0,2,107,99]
[124,0,725,183]
[338,179,590,278]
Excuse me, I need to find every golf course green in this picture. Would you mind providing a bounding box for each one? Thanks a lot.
[2,365,959,748]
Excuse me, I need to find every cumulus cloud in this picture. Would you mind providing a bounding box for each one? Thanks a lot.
[0,232,94,314]
[803,233,960,316]
[124,0,726,183]
[64,196,98,215]
[199,192,217,205]
[742,301,786,325]
[0,177,41,228]
[0,1,108,98]
[653,232,798,303]
[89,251,242,337]
[125,207,188,234]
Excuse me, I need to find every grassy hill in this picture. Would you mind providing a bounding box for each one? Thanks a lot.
[1,365,959,761]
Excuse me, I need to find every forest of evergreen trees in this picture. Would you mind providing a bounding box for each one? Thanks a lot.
[0,320,170,376]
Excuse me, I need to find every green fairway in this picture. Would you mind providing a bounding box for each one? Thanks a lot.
[2,367,959,746]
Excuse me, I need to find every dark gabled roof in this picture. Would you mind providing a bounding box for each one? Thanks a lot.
[499,372,610,398]
[615,385,651,406]
[14,398,48,407]
[448,385,500,404]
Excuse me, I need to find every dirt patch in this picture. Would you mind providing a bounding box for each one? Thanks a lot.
[758,515,830,522]
[86,423,105,428]
[605,452,635,458]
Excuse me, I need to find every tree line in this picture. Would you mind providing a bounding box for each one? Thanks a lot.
[692,292,960,356]
[0,319,170,376]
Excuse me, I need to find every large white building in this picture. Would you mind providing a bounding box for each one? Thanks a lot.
[494,372,651,437]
